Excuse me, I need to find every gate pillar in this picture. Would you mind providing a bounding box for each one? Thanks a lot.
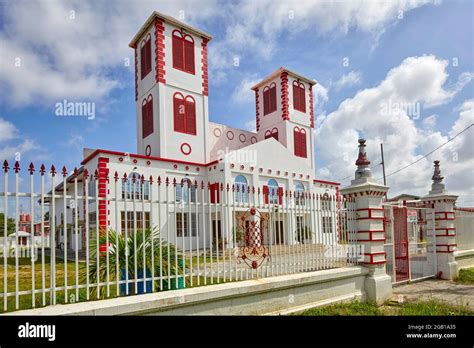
[340,139,391,304]
[420,161,458,280]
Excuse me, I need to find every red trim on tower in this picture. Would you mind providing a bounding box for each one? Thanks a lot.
[98,157,109,231]
[280,72,289,121]
[202,37,209,96]
[134,46,138,101]
[154,19,166,84]
[309,85,314,128]
[255,88,260,131]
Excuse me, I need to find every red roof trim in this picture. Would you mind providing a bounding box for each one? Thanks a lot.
[81,149,219,167]
[313,179,340,186]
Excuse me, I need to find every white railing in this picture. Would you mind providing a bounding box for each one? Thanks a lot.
[0,161,358,313]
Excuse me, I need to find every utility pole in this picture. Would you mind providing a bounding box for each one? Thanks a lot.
[380,143,387,186]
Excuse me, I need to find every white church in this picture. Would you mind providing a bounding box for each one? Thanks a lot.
[52,11,340,252]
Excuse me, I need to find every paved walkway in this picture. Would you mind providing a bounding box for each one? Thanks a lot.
[391,279,474,309]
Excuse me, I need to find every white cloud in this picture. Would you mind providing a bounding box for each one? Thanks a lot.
[0,118,40,160]
[0,118,19,143]
[231,77,261,104]
[0,0,219,106]
[334,70,362,90]
[315,55,473,201]
[244,119,256,133]
[421,114,438,130]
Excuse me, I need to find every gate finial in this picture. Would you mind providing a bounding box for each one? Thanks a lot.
[429,160,446,195]
[352,139,373,184]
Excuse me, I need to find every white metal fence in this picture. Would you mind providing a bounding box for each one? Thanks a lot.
[0,162,359,313]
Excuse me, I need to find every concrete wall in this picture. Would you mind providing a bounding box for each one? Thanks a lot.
[454,249,474,270]
[6,267,368,316]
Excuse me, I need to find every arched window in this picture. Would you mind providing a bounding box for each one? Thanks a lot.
[173,93,196,135]
[122,172,150,200]
[235,175,249,203]
[267,179,279,205]
[264,127,279,141]
[142,94,153,138]
[263,82,277,115]
[295,183,305,206]
[172,30,195,74]
[140,33,152,79]
[294,127,307,158]
[292,80,306,112]
[176,178,196,203]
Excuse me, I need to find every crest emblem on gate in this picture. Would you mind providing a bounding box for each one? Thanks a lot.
[236,208,269,269]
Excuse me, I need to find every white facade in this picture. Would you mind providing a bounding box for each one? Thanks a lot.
[52,11,340,252]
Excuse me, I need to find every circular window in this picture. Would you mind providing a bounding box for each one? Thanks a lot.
[180,143,192,155]
[226,131,234,140]
[239,133,246,143]
[145,145,151,156]
[213,128,222,137]
[251,136,257,144]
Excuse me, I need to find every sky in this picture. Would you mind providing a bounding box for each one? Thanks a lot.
[0,0,473,205]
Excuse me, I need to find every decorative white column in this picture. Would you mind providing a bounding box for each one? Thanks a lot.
[421,160,458,280]
[340,139,392,304]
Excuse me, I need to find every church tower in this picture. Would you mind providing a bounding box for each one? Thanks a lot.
[251,68,316,169]
[129,12,212,163]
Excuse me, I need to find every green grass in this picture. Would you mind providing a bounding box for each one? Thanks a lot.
[397,299,472,316]
[299,301,382,316]
[298,299,473,316]
[455,267,474,285]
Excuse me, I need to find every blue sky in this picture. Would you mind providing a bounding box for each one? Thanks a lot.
[0,0,473,203]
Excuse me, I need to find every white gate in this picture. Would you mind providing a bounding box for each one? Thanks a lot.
[384,202,437,284]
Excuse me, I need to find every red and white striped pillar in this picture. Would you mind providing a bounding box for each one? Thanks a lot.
[340,139,392,304]
[421,161,458,280]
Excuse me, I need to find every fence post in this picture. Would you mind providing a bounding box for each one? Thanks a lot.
[339,139,391,305]
[420,160,458,280]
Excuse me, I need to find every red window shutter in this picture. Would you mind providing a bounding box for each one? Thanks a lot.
[141,101,147,137]
[273,129,279,141]
[184,39,195,74]
[263,89,270,115]
[185,99,196,135]
[145,39,152,75]
[172,34,184,70]
[140,45,146,79]
[278,187,283,205]
[144,98,153,137]
[300,131,307,158]
[299,86,306,113]
[173,95,185,132]
[263,185,269,204]
[210,183,220,203]
[294,129,301,156]
[293,84,299,111]
[270,85,277,113]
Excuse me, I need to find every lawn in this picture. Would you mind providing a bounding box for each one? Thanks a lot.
[297,299,473,316]
[455,267,474,285]
[0,255,229,313]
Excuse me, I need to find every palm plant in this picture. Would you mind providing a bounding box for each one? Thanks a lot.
[81,227,185,299]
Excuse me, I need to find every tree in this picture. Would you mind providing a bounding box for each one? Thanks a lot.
[0,213,15,237]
